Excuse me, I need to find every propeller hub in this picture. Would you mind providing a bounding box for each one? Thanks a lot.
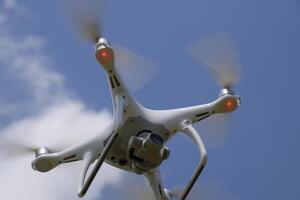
[219,88,234,97]
[35,146,52,158]
[97,37,108,45]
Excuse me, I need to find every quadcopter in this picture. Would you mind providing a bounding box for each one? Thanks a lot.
[31,35,241,200]
[7,2,242,200]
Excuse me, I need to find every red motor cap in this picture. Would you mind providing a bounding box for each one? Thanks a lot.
[97,48,113,65]
[223,98,238,112]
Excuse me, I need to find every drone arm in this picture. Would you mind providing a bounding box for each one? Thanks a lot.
[77,94,125,197]
[113,94,126,127]
[178,121,207,200]
[144,168,171,200]
[148,93,240,133]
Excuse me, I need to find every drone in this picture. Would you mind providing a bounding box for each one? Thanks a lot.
[6,2,242,200]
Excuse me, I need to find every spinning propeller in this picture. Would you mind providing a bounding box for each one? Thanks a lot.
[185,33,240,92]
[0,137,68,159]
[66,0,160,92]
[124,180,226,200]
[186,33,241,148]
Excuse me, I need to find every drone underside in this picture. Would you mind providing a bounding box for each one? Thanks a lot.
[7,1,242,199]
[30,39,241,198]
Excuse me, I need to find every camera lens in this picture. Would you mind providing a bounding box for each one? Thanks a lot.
[149,134,164,146]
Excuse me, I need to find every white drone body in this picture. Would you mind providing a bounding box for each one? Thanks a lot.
[31,38,241,200]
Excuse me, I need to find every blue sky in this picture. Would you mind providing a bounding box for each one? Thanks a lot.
[1,0,300,199]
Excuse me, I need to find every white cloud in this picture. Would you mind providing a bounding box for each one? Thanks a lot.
[3,0,17,9]
[2,0,27,14]
[0,34,66,105]
[0,101,124,200]
[0,5,125,200]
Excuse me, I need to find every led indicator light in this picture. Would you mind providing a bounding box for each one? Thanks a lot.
[224,98,237,112]
[98,48,112,65]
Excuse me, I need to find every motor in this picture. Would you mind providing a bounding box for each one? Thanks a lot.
[32,146,54,173]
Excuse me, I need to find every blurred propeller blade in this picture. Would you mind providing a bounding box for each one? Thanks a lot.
[186,33,241,148]
[185,33,241,89]
[0,138,70,159]
[1,140,37,157]
[127,187,154,200]
[169,187,183,199]
[195,114,232,149]
[125,183,228,200]
[112,172,229,200]
[65,0,160,91]
[65,0,104,43]
[170,183,228,200]
[113,45,160,92]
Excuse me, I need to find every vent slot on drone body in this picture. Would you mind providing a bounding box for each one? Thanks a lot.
[113,75,121,87]
[196,115,210,122]
[63,154,77,161]
[196,112,210,118]
[109,76,115,89]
